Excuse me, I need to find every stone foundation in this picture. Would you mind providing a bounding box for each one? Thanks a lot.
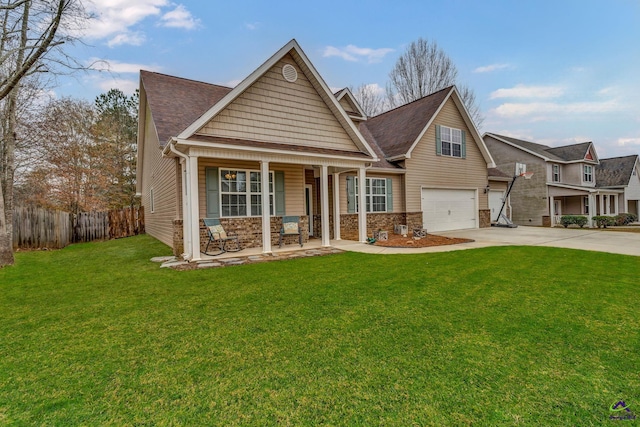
[479,209,491,228]
[340,212,423,241]
[172,216,310,255]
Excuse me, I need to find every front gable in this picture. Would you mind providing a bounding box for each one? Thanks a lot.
[179,40,377,160]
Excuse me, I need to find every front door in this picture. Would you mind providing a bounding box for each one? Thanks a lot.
[554,200,562,217]
[305,185,313,236]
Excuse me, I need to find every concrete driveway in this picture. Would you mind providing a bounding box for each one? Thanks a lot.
[334,226,640,256]
[440,226,640,256]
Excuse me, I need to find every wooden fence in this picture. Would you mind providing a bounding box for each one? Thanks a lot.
[12,206,145,250]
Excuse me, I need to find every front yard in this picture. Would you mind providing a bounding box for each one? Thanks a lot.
[1,235,638,425]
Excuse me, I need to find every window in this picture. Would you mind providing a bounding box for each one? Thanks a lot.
[583,196,589,215]
[583,165,593,183]
[220,169,273,217]
[552,164,560,182]
[440,125,463,158]
[352,177,389,213]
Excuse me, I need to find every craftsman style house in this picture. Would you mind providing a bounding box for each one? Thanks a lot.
[483,133,636,227]
[137,40,495,260]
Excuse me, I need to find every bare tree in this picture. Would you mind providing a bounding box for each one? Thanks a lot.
[386,37,483,127]
[350,84,386,117]
[0,0,84,267]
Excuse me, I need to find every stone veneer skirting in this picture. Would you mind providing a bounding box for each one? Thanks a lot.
[172,217,309,256]
[172,210,486,255]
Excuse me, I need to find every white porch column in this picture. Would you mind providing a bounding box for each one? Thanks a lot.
[588,194,595,228]
[261,160,271,254]
[599,194,604,216]
[180,159,190,256]
[333,172,341,240]
[320,165,331,247]
[549,196,555,226]
[358,166,367,242]
[613,194,619,215]
[188,155,201,261]
[605,194,610,215]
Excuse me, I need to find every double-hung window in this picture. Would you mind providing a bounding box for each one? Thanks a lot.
[220,169,273,217]
[440,125,463,157]
[351,177,390,213]
[552,164,560,182]
[583,165,593,183]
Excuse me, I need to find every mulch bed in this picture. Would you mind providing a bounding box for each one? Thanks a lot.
[373,232,474,248]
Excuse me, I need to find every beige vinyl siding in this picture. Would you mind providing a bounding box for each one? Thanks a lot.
[198,54,360,153]
[338,173,404,214]
[197,160,305,218]
[404,98,489,212]
[338,96,357,115]
[141,105,178,247]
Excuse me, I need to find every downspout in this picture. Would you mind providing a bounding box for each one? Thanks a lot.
[164,139,192,259]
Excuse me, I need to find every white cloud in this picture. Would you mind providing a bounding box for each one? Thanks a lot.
[492,100,622,118]
[244,22,260,30]
[83,0,167,40]
[107,32,146,47]
[618,137,640,146]
[473,63,511,73]
[360,83,385,96]
[160,4,200,29]
[322,45,394,63]
[490,84,565,99]
[96,77,139,94]
[226,79,242,88]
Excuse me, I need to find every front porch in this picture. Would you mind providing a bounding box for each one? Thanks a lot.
[549,186,624,227]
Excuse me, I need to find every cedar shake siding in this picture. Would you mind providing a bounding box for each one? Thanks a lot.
[198,54,361,154]
[404,98,489,212]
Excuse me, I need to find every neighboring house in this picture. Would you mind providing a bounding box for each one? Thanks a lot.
[484,133,627,227]
[137,39,495,260]
[596,155,640,218]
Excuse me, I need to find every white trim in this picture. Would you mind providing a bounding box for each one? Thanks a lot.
[305,184,314,236]
[358,167,368,242]
[335,87,367,120]
[177,39,379,161]
[320,165,331,247]
[405,87,495,167]
[332,173,341,240]
[173,138,373,164]
[188,155,201,262]
[260,160,271,254]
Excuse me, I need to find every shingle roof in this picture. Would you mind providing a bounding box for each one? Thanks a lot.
[486,133,595,162]
[361,86,453,159]
[357,123,401,169]
[140,70,232,145]
[596,155,639,187]
[546,142,592,162]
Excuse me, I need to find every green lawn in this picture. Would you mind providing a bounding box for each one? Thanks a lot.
[1,235,639,426]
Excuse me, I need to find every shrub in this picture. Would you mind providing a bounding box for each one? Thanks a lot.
[592,215,616,228]
[615,213,638,226]
[560,215,588,228]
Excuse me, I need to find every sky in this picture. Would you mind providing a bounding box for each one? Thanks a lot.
[61,0,640,159]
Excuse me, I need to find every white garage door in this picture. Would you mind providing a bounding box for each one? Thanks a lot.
[421,189,477,232]
[488,190,505,222]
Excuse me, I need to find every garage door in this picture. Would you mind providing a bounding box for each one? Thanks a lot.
[488,190,505,222]
[421,189,477,232]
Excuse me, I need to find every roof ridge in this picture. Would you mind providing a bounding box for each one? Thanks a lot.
[141,69,233,90]
[599,154,638,161]
[546,141,592,150]
[368,85,454,120]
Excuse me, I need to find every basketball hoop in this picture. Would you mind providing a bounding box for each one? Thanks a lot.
[520,171,534,180]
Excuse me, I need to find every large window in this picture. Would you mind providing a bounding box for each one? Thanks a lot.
[354,178,388,212]
[583,196,589,215]
[440,125,463,158]
[220,169,273,217]
[583,165,593,183]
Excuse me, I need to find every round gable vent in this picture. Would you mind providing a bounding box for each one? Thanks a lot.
[282,64,298,82]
